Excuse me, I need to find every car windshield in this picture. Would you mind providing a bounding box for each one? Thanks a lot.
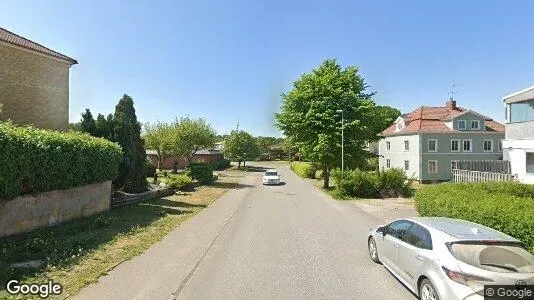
[450,242,534,273]
[265,171,277,176]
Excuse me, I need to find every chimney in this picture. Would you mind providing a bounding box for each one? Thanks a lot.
[446,99,457,110]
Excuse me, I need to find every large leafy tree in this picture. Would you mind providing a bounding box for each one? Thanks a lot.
[172,117,217,163]
[224,130,261,169]
[276,58,399,188]
[95,113,115,140]
[113,94,147,192]
[143,121,174,170]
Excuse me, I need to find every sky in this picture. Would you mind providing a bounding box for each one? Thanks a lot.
[2,0,534,137]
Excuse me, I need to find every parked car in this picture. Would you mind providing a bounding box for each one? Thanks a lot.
[368,217,534,300]
[262,169,281,185]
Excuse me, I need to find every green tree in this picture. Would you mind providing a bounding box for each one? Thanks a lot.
[283,136,299,160]
[0,103,3,115]
[113,94,147,193]
[255,136,284,154]
[95,113,115,140]
[80,109,97,135]
[143,121,174,170]
[172,117,217,164]
[276,58,395,188]
[224,130,261,169]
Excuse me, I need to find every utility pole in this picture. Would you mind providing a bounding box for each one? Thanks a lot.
[236,120,240,131]
[336,109,344,174]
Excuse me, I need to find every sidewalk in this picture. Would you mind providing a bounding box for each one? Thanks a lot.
[74,173,259,300]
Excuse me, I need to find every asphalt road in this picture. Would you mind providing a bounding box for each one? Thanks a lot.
[176,163,416,300]
[76,162,417,300]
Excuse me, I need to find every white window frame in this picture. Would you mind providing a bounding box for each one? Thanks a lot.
[458,120,466,130]
[483,139,493,152]
[404,160,410,171]
[451,160,459,171]
[427,139,438,152]
[463,139,472,152]
[451,139,460,152]
[386,159,391,169]
[471,120,480,130]
[428,160,438,174]
[386,141,391,151]
[404,140,410,151]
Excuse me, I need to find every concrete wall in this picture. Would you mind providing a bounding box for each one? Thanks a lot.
[502,139,534,184]
[0,42,71,131]
[0,181,111,237]
[379,134,420,179]
[505,121,534,140]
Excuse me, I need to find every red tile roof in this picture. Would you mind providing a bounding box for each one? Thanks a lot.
[0,27,77,65]
[381,104,504,136]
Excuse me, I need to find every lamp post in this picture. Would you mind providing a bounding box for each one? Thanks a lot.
[336,109,344,174]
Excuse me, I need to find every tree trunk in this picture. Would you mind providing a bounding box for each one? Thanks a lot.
[238,161,241,169]
[323,166,330,189]
[244,161,247,171]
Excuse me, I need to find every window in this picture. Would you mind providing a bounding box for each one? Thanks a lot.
[404,140,410,151]
[404,160,410,171]
[463,139,472,152]
[386,159,391,169]
[451,139,460,152]
[471,120,480,130]
[505,105,509,122]
[451,160,459,171]
[527,153,534,174]
[428,139,437,152]
[404,224,433,250]
[510,100,534,123]
[385,220,413,240]
[458,120,466,130]
[386,141,391,151]
[483,140,493,152]
[499,140,503,151]
[428,160,438,173]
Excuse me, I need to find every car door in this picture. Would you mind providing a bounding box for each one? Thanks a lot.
[397,224,433,288]
[379,220,414,274]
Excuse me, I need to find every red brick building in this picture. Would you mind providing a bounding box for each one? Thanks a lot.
[147,149,224,170]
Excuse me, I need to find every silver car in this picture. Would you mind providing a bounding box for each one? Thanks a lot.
[368,217,534,300]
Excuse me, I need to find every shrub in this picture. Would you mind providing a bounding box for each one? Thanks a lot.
[315,169,324,180]
[165,174,193,191]
[290,162,316,179]
[145,158,156,177]
[0,123,122,200]
[331,168,413,199]
[187,162,215,184]
[414,182,534,253]
[210,158,231,171]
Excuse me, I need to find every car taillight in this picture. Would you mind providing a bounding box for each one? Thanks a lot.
[442,266,493,295]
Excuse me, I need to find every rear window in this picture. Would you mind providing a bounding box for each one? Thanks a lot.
[265,171,277,176]
[449,242,534,273]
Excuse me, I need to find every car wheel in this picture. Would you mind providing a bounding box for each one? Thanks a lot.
[419,278,439,300]
[368,237,380,263]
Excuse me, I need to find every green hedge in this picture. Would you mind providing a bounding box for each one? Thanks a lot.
[210,158,231,171]
[187,162,215,184]
[290,162,316,179]
[165,174,194,191]
[0,123,122,200]
[332,168,414,199]
[414,182,534,253]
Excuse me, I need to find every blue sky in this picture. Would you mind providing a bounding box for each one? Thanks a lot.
[2,1,534,137]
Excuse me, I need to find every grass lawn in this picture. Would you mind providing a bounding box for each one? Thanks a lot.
[0,169,246,299]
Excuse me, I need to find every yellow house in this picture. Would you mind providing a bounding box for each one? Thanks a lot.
[0,27,77,131]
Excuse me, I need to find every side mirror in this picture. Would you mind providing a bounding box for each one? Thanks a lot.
[377,226,387,236]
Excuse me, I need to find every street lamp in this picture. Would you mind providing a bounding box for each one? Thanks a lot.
[336,109,344,174]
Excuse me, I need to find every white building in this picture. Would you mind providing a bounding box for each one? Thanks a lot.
[502,85,534,184]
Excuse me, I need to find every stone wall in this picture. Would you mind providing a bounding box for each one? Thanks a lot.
[0,181,112,237]
[0,42,71,131]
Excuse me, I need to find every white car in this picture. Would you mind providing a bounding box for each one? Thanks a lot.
[262,169,281,185]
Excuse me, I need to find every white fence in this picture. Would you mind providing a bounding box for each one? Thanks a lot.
[452,169,517,183]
